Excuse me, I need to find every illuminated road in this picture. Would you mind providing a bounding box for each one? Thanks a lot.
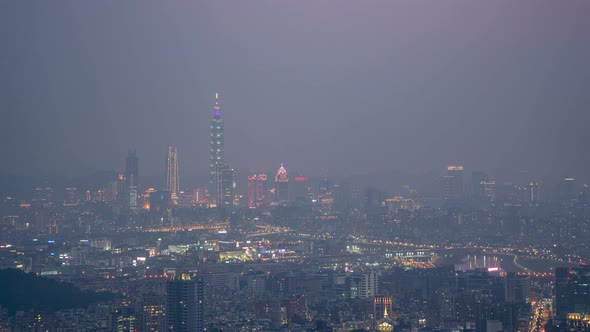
[529,298,551,332]
[142,223,228,233]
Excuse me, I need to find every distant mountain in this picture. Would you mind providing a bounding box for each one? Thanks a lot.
[0,269,113,315]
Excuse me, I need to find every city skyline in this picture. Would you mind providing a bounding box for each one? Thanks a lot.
[2,1,590,179]
[2,2,590,331]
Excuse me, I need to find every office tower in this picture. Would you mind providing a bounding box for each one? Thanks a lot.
[248,174,268,208]
[563,177,576,202]
[292,176,309,203]
[274,163,289,202]
[526,182,541,202]
[347,271,380,299]
[215,163,234,206]
[504,273,531,303]
[442,166,464,201]
[149,191,172,223]
[555,266,590,318]
[166,274,204,332]
[566,313,590,331]
[471,171,489,197]
[115,173,125,200]
[111,301,138,332]
[140,294,166,332]
[166,146,180,204]
[481,181,496,201]
[366,188,385,219]
[210,93,224,190]
[125,150,139,213]
[64,187,79,206]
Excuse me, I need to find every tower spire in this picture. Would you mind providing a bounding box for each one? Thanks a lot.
[213,92,221,118]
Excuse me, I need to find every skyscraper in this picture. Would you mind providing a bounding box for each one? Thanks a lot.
[471,171,489,197]
[293,176,309,203]
[125,150,139,213]
[215,163,234,207]
[111,301,138,332]
[140,294,166,332]
[442,166,464,201]
[563,177,576,203]
[555,266,590,318]
[166,274,204,332]
[248,174,268,208]
[166,146,179,204]
[274,163,289,202]
[210,93,224,190]
[526,182,541,202]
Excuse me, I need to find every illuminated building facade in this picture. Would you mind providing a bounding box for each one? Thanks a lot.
[482,181,496,200]
[348,271,379,299]
[385,196,422,214]
[567,313,590,331]
[210,93,224,190]
[555,266,590,318]
[216,163,234,206]
[293,176,309,203]
[527,182,541,202]
[166,146,179,204]
[471,171,489,197]
[248,174,268,208]
[125,150,139,213]
[149,191,172,224]
[111,301,138,332]
[442,166,464,201]
[166,274,204,332]
[141,294,166,332]
[563,177,576,202]
[275,163,289,202]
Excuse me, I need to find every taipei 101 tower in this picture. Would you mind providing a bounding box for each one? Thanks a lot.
[210,93,224,190]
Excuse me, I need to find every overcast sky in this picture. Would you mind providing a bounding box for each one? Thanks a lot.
[1,1,589,179]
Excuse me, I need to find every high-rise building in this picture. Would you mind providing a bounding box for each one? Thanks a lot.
[319,177,330,199]
[210,93,224,190]
[504,273,531,303]
[248,174,268,208]
[471,171,489,197]
[442,166,464,201]
[563,177,577,203]
[115,173,125,202]
[166,274,204,332]
[166,146,179,204]
[526,182,541,202]
[111,301,138,332]
[555,266,590,318]
[149,191,172,224]
[366,188,385,219]
[215,163,234,207]
[125,150,139,213]
[140,294,166,332]
[293,176,309,203]
[566,313,590,331]
[481,181,496,201]
[347,271,380,299]
[275,163,289,202]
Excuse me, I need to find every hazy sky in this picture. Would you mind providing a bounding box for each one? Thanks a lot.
[1,1,589,178]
